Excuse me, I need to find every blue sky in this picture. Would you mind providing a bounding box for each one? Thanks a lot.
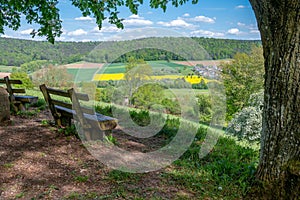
[1,0,260,41]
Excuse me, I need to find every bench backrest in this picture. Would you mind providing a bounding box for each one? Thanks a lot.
[39,84,95,128]
[0,76,25,102]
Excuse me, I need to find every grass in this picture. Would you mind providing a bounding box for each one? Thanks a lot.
[67,68,99,81]
[0,65,14,72]
[23,88,259,199]
[74,175,89,183]
[3,163,14,168]
[164,88,209,97]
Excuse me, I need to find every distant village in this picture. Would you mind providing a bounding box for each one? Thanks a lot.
[192,64,221,80]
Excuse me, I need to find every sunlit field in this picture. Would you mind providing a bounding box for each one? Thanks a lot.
[93,74,208,84]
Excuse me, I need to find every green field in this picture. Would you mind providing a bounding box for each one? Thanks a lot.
[66,61,194,82]
[67,68,99,81]
[0,65,14,72]
[96,61,192,74]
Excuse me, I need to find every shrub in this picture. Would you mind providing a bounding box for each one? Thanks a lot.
[32,65,73,87]
[226,91,263,142]
[197,94,212,124]
[10,72,34,89]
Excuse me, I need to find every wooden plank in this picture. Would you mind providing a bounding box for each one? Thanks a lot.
[47,88,70,97]
[0,79,22,84]
[55,105,74,115]
[76,93,89,101]
[78,106,95,115]
[52,99,73,110]
[15,96,38,103]
[84,113,118,130]
[47,87,89,101]
[68,88,90,129]
[12,88,26,93]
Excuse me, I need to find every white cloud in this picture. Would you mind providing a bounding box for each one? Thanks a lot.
[92,26,121,33]
[67,29,88,36]
[191,16,215,23]
[183,13,190,17]
[124,15,153,26]
[75,16,93,21]
[250,29,260,34]
[80,39,92,42]
[1,34,12,38]
[237,22,246,26]
[227,28,240,35]
[20,29,34,35]
[128,14,141,19]
[157,19,194,28]
[191,30,224,37]
[56,36,66,41]
[235,5,245,9]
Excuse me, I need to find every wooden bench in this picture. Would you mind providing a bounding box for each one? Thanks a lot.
[39,84,117,140]
[0,76,38,112]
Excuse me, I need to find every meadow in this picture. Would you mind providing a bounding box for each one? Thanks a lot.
[17,88,260,199]
[0,65,14,72]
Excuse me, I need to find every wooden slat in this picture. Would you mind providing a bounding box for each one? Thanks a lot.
[47,88,70,97]
[75,93,89,101]
[0,79,22,84]
[15,96,38,103]
[47,87,89,101]
[78,106,95,115]
[51,99,73,109]
[12,88,26,93]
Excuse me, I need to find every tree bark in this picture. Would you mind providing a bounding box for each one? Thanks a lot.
[248,0,300,198]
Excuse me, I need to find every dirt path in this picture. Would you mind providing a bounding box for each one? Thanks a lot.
[0,110,192,200]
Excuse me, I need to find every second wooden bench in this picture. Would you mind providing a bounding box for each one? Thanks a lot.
[0,76,38,112]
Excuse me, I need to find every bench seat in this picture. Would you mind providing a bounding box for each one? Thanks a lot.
[55,105,117,130]
[15,95,38,103]
[0,76,38,111]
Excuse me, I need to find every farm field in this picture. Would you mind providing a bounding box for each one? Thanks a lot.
[0,65,14,72]
[67,61,210,84]
[67,68,99,82]
[0,72,11,78]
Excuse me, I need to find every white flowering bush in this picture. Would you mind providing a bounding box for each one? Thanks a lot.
[226,91,263,142]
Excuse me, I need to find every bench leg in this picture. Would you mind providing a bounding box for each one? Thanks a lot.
[11,104,19,113]
[90,129,104,141]
[18,103,25,112]
[54,118,62,127]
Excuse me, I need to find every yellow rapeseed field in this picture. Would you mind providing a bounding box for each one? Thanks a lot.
[93,73,207,84]
[94,73,124,81]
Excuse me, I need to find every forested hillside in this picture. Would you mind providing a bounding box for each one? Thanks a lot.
[0,38,98,66]
[0,37,260,66]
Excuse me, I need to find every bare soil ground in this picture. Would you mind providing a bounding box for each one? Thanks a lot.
[62,62,104,69]
[0,73,11,79]
[0,110,193,200]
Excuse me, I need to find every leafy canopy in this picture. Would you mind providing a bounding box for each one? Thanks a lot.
[221,46,264,121]
[0,0,198,43]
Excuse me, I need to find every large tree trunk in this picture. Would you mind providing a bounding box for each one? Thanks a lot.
[248,0,300,199]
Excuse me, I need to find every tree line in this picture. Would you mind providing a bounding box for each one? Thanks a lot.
[0,37,260,66]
